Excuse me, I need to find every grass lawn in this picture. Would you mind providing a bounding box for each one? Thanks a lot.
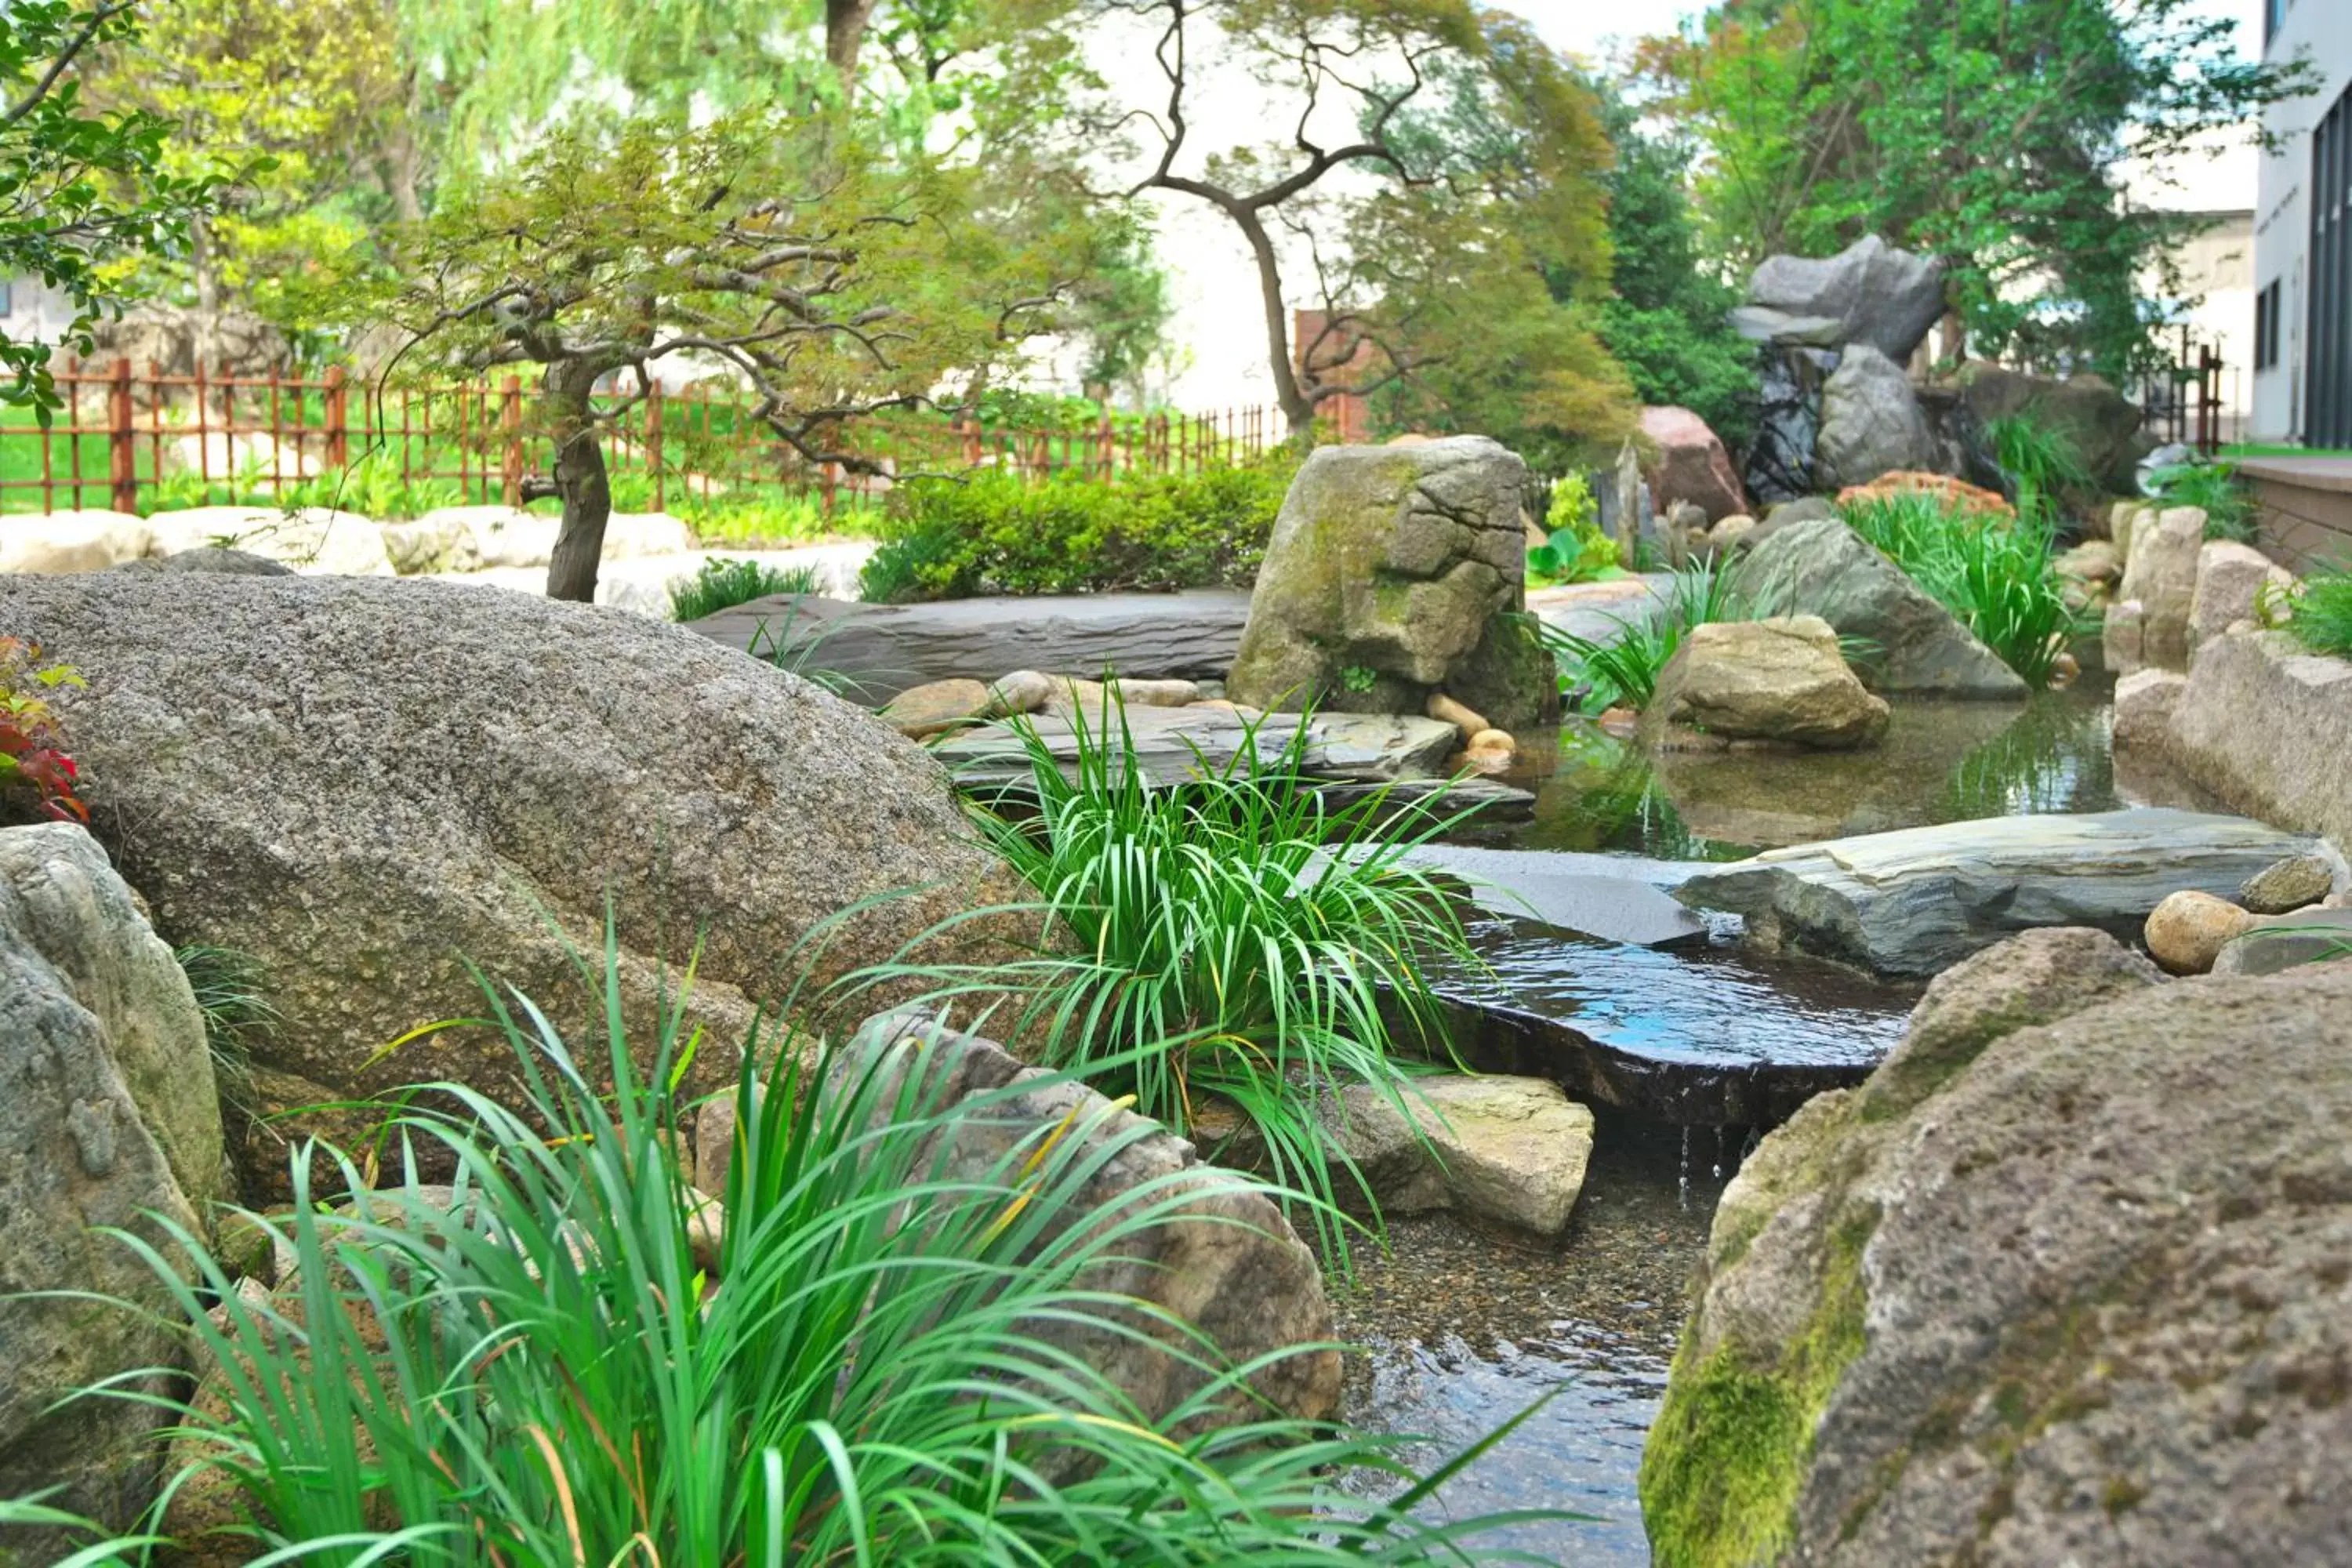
[2217,443,2352,461]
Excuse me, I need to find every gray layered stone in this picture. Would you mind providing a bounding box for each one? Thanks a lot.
[1,824,227,1559]
[840,1011,1341,1433]
[1745,235,1948,361]
[691,590,1252,707]
[1812,345,1939,489]
[1642,953,2352,1567]
[0,573,1024,1189]
[2166,631,2352,851]
[2211,908,2352,975]
[1228,437,1549,730]
[1740,517,2027,698]
[1675,808,2314,975]
[1389,842,1708,947]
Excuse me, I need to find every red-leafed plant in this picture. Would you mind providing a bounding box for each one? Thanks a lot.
[0,638,88,824]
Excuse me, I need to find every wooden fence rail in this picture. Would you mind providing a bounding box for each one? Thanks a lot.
[2,359,1279,517]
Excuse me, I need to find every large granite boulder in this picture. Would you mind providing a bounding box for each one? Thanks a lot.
[1640,406,1749,522]
[1642,942,2352,1568]
[0,823,228,1559]
[2165,630,2352,851]
[1643,616,1889,750]
[1227,437,1552,731]
[2187,540,2295,657]
[1745,236,1948,361]
[1740,517,2027,698]
[1813,346,1939,489]
[2103,506,2205,674]
[0,573,1022,1185]
[1675,808,2314,976]
[840,1012,1341,1432]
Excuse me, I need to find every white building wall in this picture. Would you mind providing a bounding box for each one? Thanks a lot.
[0,275,82,347]
[2252,0,2352,441]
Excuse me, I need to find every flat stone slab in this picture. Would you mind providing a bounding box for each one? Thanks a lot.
[690,590,1251,704]
[935,704,1534,819]
[1393,843,1708,947]
[1676,808,2316,976]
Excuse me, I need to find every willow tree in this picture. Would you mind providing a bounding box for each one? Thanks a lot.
[1058,0,1623,445]
[350,107,1115,602]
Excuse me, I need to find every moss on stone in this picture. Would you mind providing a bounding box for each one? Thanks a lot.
[1641,1203,1878,1567]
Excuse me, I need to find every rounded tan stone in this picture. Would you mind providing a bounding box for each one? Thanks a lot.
[2143,888,2257,975]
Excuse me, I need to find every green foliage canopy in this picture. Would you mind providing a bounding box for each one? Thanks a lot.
[1639,0,2314,375]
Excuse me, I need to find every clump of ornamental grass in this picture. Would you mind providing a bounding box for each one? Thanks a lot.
[1836,490,2085,688]
[1535,558,1749,714]
[2281,566,2352,659]
[667,556,825,622]
[11,928,1555,1566]
[860,696,1485,1269]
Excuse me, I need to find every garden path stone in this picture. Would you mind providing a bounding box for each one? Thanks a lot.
[693,588,1250,705]
[1676,807,2314,976]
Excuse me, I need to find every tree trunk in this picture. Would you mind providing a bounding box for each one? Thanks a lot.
[1219,201,1316,438]
[827,0,880,85]
[381,118,426,224]
[543,375,612,604]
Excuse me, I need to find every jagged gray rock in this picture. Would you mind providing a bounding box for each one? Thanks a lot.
[1746,235,1948,361]
[0,823,227,1559]
[1813,345,1939,488]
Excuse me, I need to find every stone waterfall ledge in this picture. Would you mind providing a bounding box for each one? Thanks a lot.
[2160,630,2352,854]
[1675,808,2315,977]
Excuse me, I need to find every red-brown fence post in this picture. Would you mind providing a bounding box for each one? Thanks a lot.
[324,365,349,469]
[647,381,665,512]
[107,358,137,513]
[500,375,524,508]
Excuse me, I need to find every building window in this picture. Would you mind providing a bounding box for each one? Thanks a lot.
[2256,279,2282,371]
[0,280,12,319]
[2265,0,2286,50]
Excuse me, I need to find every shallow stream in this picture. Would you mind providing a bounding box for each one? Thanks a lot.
[1341,679,2187,1562]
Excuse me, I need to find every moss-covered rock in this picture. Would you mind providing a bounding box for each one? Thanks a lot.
[1643,931,2352,1566]
[1228,437,1552,729]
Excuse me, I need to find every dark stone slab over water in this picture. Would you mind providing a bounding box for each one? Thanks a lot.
[690,590,1250,704]
[1432,919,1914,1126]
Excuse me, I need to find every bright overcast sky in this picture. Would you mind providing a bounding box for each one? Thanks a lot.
[1518,0,1709,67]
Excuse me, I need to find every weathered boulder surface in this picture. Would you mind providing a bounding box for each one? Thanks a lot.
[1745,235,1947,361]
[0,573,1021,1178]
[1328,1074,1595,1236]
[1740,517,2027,699]
[2211,907,2352,975]
[114,546,292,577]
[0,510,154,575]
[1640,405,1749,521]
[841,1011,1342,1432]
[1642,945,2352,1568]
[2111,667,2187,752]
[1644,616,1889,751]
[0,823,228,1560]
[1228,437,1552,730]
[1675,808,2312,976]
[1813,345,1939,490]
[2165,630,2352,851]
[2188,540,2295,656]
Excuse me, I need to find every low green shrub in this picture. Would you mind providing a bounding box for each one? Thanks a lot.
[2146,459,2257,542]
[2282,567,2352,659]
[864,699,1481,1267]
[667,557,823,622]
[20,935,1546,1564]
[1527,472,1620,586]
[858,459,1294,602]
[1837,491,2085,688]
